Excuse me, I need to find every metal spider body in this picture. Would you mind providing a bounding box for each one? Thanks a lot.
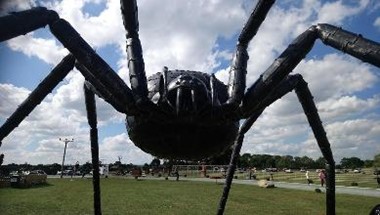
[0,0,379,215]
[129,70,238,159]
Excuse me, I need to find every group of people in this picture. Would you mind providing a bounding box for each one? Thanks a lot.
[305,169,326,186]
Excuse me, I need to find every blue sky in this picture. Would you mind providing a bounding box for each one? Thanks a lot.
[0,0,379,165]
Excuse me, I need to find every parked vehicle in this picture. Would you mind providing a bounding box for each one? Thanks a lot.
[262,168,277,172]
[57,170,73,175]
[284,169,293,173]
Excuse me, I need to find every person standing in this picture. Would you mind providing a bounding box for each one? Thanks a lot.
[305,171,312,185]
[318,170,326,187]
[249,167,257,180]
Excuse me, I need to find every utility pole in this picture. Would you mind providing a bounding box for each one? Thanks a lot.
[59,137,74,178]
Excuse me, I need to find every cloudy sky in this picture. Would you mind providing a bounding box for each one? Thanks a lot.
[0,0,379,165]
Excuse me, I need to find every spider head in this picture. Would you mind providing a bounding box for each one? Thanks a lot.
[164,74,210,115]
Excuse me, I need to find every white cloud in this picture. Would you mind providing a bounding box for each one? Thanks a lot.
[45,0,125,48]
[297,54,378,101]
[321,119,380,161]
[316,0,370,24]
[318,95,380,120]
[374,17,380,28]
[6,34,68,65]
[0,84,30,117]
[136,0,247,75]
[99,133,153,164]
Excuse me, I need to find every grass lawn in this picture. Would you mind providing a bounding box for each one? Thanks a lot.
[227,168,380,189]
[0,177,378,215]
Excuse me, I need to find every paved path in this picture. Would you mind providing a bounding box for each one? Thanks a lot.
[48,175,380,197]
[179,177,380,198]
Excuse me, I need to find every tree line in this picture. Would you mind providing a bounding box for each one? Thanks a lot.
[0,153,378,176]
[237,154,376,170]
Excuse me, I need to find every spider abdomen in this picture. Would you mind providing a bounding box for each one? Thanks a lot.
[126,116,239,160]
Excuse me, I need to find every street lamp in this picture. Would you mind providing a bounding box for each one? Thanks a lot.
[59,137,74,178]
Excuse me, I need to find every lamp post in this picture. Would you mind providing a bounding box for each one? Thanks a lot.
[59,137,74,178]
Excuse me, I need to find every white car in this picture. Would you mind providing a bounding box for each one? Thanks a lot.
[285,169,293,173]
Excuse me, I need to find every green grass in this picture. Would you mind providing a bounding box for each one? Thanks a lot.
[0,178,378,215]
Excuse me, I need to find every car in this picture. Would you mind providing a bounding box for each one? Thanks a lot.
[64,170,73,175]
[29,170,47,175]
[284,169,293,173]
[266,168,277,172]
[353,169,361,173]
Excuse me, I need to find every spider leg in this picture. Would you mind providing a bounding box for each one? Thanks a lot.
[275,75,335,214]
[76,63,126,113]
[49,18,139,114]
[293,76,335,215]
[0,7,138,114]
[219,74,336,214]
[84,82,102,215]
[120,0,151,106]
[242,24,380,117]
[223,0,275,110]
[217,110,264,215]
[0,54,75,142]
[0,7,57,42]
[217,75,302,215]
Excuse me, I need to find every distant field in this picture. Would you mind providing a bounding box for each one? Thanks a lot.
[180,168,380,188]
[249,168,379,188]
[0,178,378,215]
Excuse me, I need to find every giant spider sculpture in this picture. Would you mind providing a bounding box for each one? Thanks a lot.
[0,0,379,214]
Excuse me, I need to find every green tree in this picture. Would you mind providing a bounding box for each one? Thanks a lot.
[265,155,276,168]
[50,163,62,175]
[340,157,364,169]
[276,155,293,169]
[299,156,315,169]
[314,157,326,169]
[150,158,161,167]
[363,160,373,168]
[207,148,232,165]
[239,153,252,168]
[80,162,92,175]
[373,154,380,167]
[293,156,302,169]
